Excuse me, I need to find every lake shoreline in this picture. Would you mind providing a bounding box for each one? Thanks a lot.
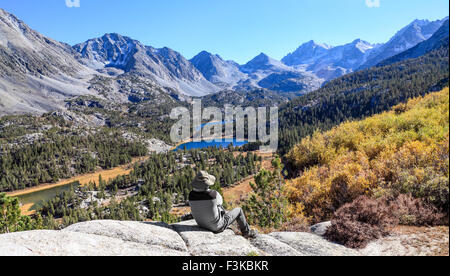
[171,135,247,151]
[6,156,148,198]
[8,137,248,215]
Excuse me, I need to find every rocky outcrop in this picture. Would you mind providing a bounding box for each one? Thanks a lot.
[0,220,360,256]
[250,234,303,256]
[310,221,332,236]
[64,220,188,253]
[172,220,262,256]
[0,230,186,256]
[360,226,449,256]
[269,232,359,256]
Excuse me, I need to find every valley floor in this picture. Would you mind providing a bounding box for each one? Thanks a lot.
[7,156,149,215]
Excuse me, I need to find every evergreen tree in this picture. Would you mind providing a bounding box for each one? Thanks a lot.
[243,157,290,229]
[0,193,41,233]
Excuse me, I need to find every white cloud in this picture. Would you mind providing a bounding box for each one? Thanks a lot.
[66,0,80,8]
[365,0,381,8]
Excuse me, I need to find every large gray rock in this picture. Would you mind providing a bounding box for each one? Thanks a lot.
[0,220,362,256]
[269,232,360,256]
[64,220,187,252]
[0,230,186,256]
[0,242,36,256]
[172,220,262,256]
[310,221,332,236]
[250,234,302,256]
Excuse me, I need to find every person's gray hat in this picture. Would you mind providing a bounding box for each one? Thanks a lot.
[192,171,216,191]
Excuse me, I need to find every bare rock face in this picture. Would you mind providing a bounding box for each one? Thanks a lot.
[269,232,361,256]
[250,234,303,256]
[0,220,361,256]
[0,8,95,116]
[0,242,35,256]
[73,33,219,97]
[310,221,332,236]
[171,220,262,256]
[63,220,188,253]
[0,230,186,256]
[359,226,449,256]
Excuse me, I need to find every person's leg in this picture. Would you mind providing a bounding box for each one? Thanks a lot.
[223,208,250,234]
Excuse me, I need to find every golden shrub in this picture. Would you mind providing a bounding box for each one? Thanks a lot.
[285,88,449,223]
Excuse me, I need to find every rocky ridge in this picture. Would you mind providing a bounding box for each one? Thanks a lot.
[0,220,359,256]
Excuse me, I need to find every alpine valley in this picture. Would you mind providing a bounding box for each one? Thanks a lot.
[0,6,449,257]
[0,8,447,116]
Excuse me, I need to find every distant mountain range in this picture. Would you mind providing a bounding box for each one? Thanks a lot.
[281,17,448,78]
[359,17,448,69]
[282,39,378,80]
[379,19,449,66]
[0,7,448,115]
[73,33,219,97]
[0,8,96,115]
[190,17,447,91]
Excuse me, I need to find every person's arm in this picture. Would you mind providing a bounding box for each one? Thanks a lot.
[209,190,224,207]
[214,191,226,216]
[216,192,223,206]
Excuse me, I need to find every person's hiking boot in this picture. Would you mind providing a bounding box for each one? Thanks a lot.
[243,229,258,239]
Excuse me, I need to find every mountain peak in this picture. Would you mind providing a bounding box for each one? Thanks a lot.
[378,18,450,66]
[254,52,270,59]
[281,40,332,66]
[304,40,333,49]
[197,50,213,56]
[72,33,219,96]
[0,8,16,20]
[410,18,430,26]
[245,52,275,66]
[241,53,290,74]
[349,39,374,53]
[192,50,222,61]
[101,33,127,41]
[190,50,246,88]
[0,8,34,42]
[359,17,446,69]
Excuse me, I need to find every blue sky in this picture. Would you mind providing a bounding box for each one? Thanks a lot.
[1,0,448,64]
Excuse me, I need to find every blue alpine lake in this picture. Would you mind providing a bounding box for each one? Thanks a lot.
[173,138,248,151]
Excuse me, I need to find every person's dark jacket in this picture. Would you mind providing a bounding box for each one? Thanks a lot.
[189,190,225,232]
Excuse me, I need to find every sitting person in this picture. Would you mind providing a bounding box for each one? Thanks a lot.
[188,171,257,238]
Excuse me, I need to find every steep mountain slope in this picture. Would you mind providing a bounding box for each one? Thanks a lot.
[282,40,333,67]
[278,42,449,155]
[282,39,379,80]
[200,88,296,107]
[285,87,449,229]
[73,34,219,97]
[189,51,247,89]
[190,51,322,93]
[360,18,447,69]
[0,220,360,256]
[0,8,95,115]
[282,18,447,81]
[1,8,447,116]
[379,19,449,66]
[240,53,292,74]
[238,53,322,93]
